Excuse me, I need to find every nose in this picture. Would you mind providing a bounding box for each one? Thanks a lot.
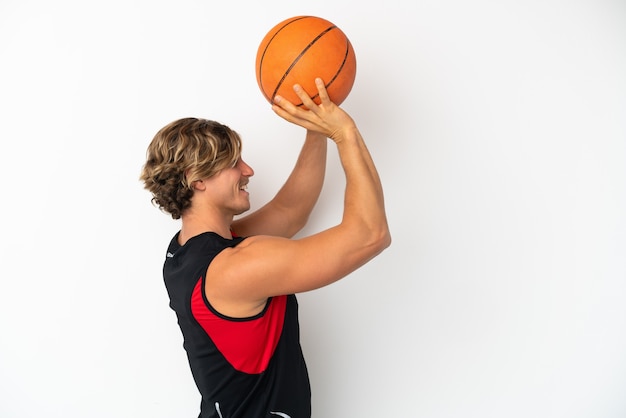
[238,159,254,177]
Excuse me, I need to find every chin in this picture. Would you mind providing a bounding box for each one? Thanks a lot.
[234,206,250,216]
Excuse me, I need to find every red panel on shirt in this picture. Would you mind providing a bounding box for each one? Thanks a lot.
[190,278,287,374]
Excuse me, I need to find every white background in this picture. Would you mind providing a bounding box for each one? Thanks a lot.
[1,0,625,417]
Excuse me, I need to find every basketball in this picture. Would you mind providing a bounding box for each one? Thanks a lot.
[255,16,357,106]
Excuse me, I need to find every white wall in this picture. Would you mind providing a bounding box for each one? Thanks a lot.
[1,0,625,417]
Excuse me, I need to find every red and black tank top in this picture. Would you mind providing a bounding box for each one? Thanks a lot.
[163,232,311,418]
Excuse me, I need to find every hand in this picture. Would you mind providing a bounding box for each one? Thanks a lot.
[271,78,357,144]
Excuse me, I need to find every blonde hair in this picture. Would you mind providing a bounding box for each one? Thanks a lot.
[139,118,242,219]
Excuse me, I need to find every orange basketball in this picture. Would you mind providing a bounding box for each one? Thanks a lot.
[255,16,357,106]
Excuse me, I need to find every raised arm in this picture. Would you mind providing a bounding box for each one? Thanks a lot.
[231,129,327,238]
[206,79,391,317]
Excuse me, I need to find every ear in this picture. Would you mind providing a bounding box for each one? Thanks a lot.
[191,179,206,191]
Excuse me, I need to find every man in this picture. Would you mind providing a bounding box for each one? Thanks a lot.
[140,79,391,417]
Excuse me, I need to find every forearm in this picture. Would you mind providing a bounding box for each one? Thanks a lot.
[270,129,328,230]
[336,127,390,246]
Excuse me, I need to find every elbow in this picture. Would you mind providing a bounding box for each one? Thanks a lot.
[378,226,392,252]
[383,228,392,250]
[368,223,392,255]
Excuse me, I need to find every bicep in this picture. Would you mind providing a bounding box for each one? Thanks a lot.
[209,228,378,302]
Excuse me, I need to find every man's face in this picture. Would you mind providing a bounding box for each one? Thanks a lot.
[205,158,255,216]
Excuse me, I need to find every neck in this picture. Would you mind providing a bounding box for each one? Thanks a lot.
[179,209,233,245]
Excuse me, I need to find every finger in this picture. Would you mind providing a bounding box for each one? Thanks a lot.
[292,84,318,111]
[273,94,310,119]
[273,94,298,113]
[271,100,298,123]
[315,78,332,105]
[272,96,311,125]
[272,107,320,132]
